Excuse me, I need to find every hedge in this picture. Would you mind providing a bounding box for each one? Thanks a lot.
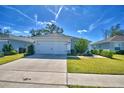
[116,50,124,54]
[91,49,114,58]
[100,50,114,58]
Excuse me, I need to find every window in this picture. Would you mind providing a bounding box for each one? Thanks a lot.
[115,47,120,50]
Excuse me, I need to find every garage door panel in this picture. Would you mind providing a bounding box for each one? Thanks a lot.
[35,41,67,54]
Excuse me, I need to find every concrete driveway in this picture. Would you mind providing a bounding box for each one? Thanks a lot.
[0,54,67,88]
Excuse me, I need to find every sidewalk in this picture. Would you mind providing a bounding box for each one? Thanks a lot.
[68,73,124,88]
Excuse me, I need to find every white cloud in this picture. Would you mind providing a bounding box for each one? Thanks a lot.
[37,20,56,27]
[24,31,29,34]
[51,20,56,23]
[37,21,44,25]
[12,30,21,34]
[3,26,11,30]
[77,29,88,34]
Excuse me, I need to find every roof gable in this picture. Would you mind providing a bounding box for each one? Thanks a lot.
[92,35,124,45]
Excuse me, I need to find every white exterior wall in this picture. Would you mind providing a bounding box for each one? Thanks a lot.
[91,41,124,51]
[0,40,31,52]
[110,41,124,50]
[91,42,110,50]
[33,35,71,54]
[9,40,31,51]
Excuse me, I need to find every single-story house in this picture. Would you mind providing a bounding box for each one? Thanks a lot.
[91,35,124,51]
[0,33,83,55]
[0,34,33,52]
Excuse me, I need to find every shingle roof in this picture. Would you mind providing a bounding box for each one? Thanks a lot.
[92,35,124,45]
[0,33,90,43]
[32,33,90,42]
[0,34,34,43]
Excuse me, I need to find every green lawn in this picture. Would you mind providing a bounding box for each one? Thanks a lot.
[67,85,101,88]
[0,54,24,65]
[67,55,124,75]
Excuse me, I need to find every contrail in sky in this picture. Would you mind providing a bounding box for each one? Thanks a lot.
[3,6,35,23]
[55,6,64,21]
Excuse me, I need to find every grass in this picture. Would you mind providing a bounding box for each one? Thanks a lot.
[67,54,124,75]
[0,54,24,65]
[67,85,102,88]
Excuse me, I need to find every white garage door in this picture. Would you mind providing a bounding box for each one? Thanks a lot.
[35,41,68,54]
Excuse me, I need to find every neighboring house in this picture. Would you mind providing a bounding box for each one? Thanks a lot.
[0,33,85,55]
[0,34,33,52]
[91,35,124,51]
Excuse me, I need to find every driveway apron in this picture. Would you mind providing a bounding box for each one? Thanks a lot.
[0,54,67,87]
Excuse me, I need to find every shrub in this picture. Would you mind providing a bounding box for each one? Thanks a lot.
[116,50,124,54]
[0,52,4,57]
[91,50,94,54]
[2,44,13,53]
[91,49,100,55]
[19,48,26,53]
[91,49,114,58]
[4,50,17,55]
[10,50,17,55]
[2,43,18,56]
[99,49,103,54]
[27,44,34,55]
[100,50,114,58]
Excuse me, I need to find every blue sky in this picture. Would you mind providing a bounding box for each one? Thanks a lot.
[0,5,124,42]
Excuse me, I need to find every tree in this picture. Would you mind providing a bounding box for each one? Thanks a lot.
[30,29,36,36]
[57,28,64,33]
[3,29,11,35]
[103,24,124,39]
[30,23,64,36]
[74,39,88,54]
[110,24,124,37]
[46,23,57,33]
